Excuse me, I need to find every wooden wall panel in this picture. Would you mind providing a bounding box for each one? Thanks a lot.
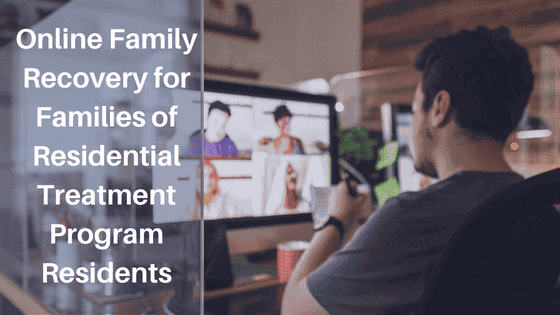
[360,0,560,131]
[358,67,420,130]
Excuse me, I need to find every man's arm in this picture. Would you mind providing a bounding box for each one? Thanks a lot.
[282,224,341,314]
[281,182,368,314]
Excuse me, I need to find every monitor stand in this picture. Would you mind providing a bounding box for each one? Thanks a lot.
[246,248,277,263]
[166,220,201,315]
[204,222,234,291]
[167,221,234,314]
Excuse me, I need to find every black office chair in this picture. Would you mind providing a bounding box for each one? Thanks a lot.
[419,168,560,315]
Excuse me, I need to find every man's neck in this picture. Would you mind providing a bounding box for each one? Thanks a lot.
[434,131,513,180]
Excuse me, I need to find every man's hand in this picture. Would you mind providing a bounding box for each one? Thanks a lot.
[327,181,369,231]
[282,181,369,314]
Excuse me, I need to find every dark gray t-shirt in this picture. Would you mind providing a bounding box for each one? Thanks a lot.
[307,171,523,315]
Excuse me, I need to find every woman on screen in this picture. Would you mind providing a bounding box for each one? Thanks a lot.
[259,105,305,155]
[194,160,250,219]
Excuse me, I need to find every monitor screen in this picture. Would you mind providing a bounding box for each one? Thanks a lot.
[153,80,337,225]
[394,110,423,192]
[391,105,437,192]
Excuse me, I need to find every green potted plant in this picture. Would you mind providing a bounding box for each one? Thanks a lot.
[338,124,377,165]
[338,123,401,206]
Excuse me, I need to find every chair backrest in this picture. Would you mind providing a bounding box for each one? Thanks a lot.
[419,168,560,315]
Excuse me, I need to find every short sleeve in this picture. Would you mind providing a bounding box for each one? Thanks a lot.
[225,137,240,155]
[306,197,428,315]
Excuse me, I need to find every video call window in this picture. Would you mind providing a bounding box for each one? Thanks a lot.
[187,92,331,220]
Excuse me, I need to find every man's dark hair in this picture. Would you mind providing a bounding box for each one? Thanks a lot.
[273,105,292,122]
[209,101,231,116]
[415,25,534,143]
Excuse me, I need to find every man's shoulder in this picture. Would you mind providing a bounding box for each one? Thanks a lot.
[381,171,524,218]
[381,182,448,211]
[391,182,450,206]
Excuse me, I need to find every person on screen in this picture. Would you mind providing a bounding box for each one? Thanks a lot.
[186,101,240,156]
[259,105,305,155]
[194,160,249,219]
[282,25,531,314]
[285,163,299,210]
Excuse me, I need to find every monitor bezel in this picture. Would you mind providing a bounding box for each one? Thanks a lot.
[203,79,339,230]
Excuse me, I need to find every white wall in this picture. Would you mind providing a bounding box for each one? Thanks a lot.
[204,0,361,86]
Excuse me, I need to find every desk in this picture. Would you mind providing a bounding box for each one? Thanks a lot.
[205,277,285,315]
[1,252,285,315]
[112,273,285,315]
[87,255,286,314]
[0,273,54,314]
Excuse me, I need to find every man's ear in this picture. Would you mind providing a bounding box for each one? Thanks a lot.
[429,90,451,128]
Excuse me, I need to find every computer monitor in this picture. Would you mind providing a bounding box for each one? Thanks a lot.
[153,80,338,255]
[381,103,436,193]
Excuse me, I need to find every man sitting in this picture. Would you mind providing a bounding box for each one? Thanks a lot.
[282,25,534,314]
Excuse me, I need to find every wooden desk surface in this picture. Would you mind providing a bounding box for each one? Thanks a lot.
[1,248,284,314]
[205,276,284,300]
[0,273,55,315]
[1,273,285,314]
